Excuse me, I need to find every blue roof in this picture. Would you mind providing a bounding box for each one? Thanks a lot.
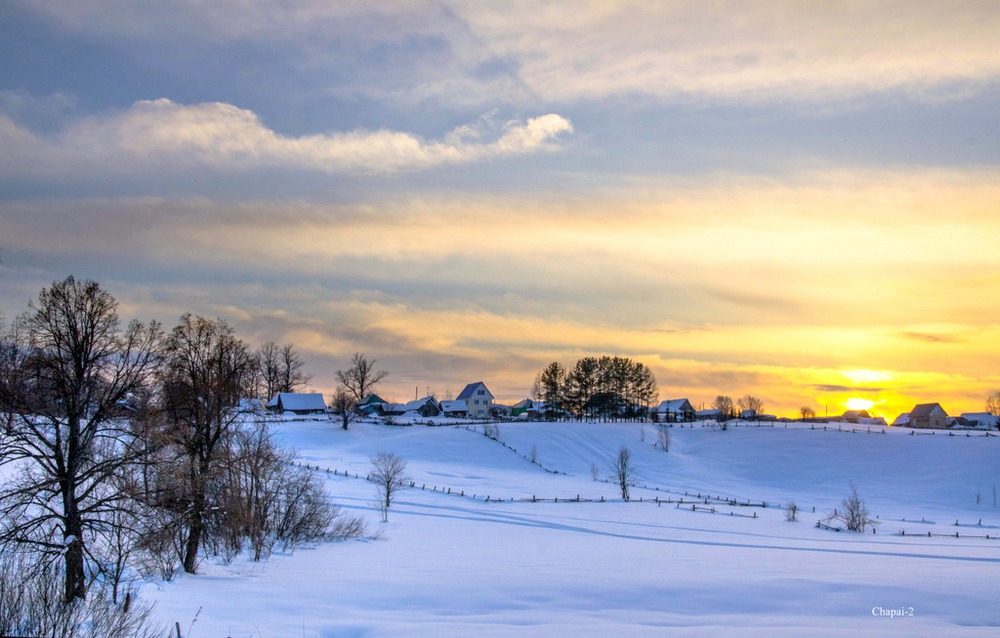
[456,382,492,400]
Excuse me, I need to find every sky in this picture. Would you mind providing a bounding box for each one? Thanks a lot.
[1,1,999,419]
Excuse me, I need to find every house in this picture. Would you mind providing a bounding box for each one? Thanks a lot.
[511,398,538,418]
[440,400,468,417]
[403,396,441,418]
[697,408,723,421]
[356,394,388,415]
[906,403,949,429]
[266,392,327,415]
[457,381,494,418]
[657,399,696,422]
[510,398,535,418]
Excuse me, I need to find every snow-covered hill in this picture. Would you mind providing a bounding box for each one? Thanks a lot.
[146,420,1000,637]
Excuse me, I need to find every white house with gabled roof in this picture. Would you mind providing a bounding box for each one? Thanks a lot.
[457,381,493,418]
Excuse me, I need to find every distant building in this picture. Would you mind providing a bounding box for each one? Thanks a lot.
[266,392,327,415]
[440,400,468,417]
[357,394,388,415]
[511,398,537,418]
[657,399,696,422]
[906,403,949,429]
[457,381,494,418]
[958,412,1000,430]
[403,396,441,418]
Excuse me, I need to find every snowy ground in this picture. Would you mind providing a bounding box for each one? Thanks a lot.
[145,419,1000,637]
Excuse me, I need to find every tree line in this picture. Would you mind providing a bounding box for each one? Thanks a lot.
[0,276,363,631]
[532,356,659,421]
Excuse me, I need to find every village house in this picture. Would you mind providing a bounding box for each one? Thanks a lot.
[402,396,442,418]
[902,403,949,429]
[356,394,388,415]
[266,392,327,415]
[457,381,494,418]
[656,398,696,422]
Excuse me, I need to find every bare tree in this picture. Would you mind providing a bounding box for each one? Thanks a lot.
[370,452,408,522]
[785,501,799,522]
[330,386,358,430]
[712,395,734,429]
[825,483,879,532]
[257,341,281,400]
[159,314,257,574]
[612,446,635,502]
[986,390,1000,419]
[656,424,670,452]
[738,395,764,418]
[0,276,161,602]
[337,352,389,403]
[800,406,816,420]
[258,341,312,398]
[220,420,349,560]
[279,343,311,393]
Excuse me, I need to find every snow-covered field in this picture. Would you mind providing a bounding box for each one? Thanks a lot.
[145,419,1000,637]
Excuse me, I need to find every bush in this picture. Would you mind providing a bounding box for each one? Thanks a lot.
[0,553,164,638]
[784,501,799,522]
[824,484,879,532]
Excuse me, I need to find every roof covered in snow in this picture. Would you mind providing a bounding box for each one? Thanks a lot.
[266,393,327,412]
[440,400,467,413]
[657,398,694,413]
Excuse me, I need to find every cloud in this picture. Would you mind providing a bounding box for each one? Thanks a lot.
[464,2,1000,105]
[19,2,1000,107]
[898,331,962,344]
[813,385,884,394]
[0,99,572,177]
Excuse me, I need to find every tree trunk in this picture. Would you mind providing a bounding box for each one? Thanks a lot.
[63,502,87,602]
[183,506,203,574]
[63,421,87,602]
[183,468,207,574]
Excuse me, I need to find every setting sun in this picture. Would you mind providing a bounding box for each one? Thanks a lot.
[845,397,875,412]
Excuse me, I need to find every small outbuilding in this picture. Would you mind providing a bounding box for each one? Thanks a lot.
[958,412,1000,430]
[440,400,468,417]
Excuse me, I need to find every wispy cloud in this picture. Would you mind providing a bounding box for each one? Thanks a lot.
[464,2,1000,104]
[20,2,1000,107]
[0,99,572,176]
